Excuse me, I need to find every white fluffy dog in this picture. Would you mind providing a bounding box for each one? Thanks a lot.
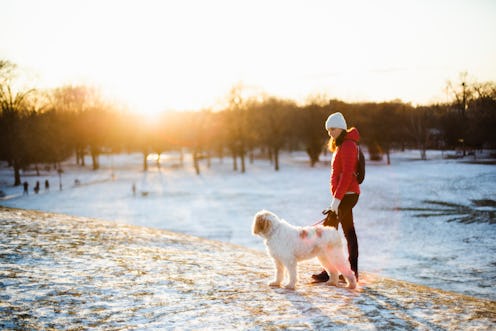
[252,210,356,290]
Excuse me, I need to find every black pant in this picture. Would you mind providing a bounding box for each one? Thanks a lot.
[324,194,359,279]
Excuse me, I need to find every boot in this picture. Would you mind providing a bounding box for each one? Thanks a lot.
[311,269,329,283]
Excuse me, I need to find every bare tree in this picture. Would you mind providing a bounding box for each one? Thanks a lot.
[298,104,327,167]
[50,85,110,170]
[248,97,296,170]
[225,84,247,173]
[0,61,37,185]
[408,107,432,160]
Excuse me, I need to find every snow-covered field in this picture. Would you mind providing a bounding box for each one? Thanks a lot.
[1,150,495,301]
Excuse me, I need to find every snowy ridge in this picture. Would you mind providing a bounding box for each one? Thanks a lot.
[1,207,494,330]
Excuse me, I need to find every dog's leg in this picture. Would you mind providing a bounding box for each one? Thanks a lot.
[342,272,357,289]
[283,260,297,290]
[318,255,339,286]
[325,248,357,289]
[336,260,357,289]
[269,259,284,287]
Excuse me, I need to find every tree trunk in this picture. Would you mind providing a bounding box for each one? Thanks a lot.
[193,151,200,175]
[384,144,391,165]
[14,161,21,186]
[90,148,99,170]
[218,147,224,164]
[240,146,246,173]
[420,145,427,160]
[231,148,238,171]
[179,149,184,167]
[76,148,80,165]
[143,152,148,172]
[306,146,320,167]
[156,153,161,170]
[76,146,85,166]
[274,147,280,171]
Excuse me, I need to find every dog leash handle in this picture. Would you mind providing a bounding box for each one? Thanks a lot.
[311,209,338,227]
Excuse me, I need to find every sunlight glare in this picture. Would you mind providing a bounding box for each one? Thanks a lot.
[146,153,160,162]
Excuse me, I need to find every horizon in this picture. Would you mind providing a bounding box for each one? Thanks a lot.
[1,0,496,114]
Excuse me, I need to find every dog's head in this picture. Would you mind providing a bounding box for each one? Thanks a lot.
[252,210,279,238]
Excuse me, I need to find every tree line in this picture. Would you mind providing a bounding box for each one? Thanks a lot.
[1,60,495,185]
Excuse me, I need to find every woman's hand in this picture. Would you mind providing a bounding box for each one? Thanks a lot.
[330,198,341,215]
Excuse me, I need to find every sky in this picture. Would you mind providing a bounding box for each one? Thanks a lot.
[1,0,496,114]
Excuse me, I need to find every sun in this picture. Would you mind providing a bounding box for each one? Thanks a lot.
[125,91,166,118]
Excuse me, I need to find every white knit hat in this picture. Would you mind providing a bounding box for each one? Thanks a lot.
[325,112,347,130]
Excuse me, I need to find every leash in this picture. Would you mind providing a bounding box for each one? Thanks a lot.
[311,218,326,226]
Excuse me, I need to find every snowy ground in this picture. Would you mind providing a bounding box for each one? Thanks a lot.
[0,149,495,301]
[1,207,494,330]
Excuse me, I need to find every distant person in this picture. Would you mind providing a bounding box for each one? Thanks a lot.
[45,179,50,190]
[23,182,29,196]
[312,112,361,283]
[34,181,40,194]
[132,182,136,196]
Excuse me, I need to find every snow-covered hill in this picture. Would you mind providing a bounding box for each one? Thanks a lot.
[1,150,495,301]
[1,207,494,330]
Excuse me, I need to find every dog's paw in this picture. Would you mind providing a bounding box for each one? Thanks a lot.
[269,281,280,287]
[333,280,356,289]
[326,280,339,287]
[283,283,296,290]
[346,280,357,290]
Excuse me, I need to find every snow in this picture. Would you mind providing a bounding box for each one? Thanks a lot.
[1,150,495,302]
[1,207,494,330]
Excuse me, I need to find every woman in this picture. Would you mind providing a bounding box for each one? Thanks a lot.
[312,112,361,283]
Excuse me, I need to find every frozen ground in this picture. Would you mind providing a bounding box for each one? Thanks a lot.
[1,207,494,330]
[0,149,495,301]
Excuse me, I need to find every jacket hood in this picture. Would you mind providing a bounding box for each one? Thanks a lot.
[345,127,360,143]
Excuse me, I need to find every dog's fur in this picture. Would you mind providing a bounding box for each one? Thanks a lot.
[252,210,356,290]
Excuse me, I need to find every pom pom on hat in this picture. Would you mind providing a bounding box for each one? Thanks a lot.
[325,112,347,130]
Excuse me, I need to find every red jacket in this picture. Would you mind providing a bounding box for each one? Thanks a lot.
[330,127,361,200]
